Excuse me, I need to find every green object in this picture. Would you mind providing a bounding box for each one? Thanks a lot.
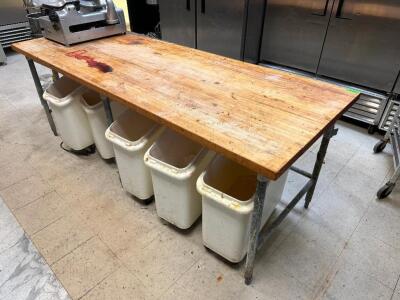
[346,87,361,94]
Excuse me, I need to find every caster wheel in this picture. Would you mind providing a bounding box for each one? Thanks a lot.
[368,125,376,135]
[86,144,96,155]
[377,182,395,199]
[373,140,387,153]
[60,143,96,156]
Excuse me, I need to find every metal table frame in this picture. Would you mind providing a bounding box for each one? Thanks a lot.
[374,101,400,199]
[244,125,337,284]
[27,60,339,285]
[27,58,58,136]
[28,58,116,134]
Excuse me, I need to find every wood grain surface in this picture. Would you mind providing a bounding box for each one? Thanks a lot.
[12,34,358,180]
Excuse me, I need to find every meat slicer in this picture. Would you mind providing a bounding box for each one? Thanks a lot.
[36,0,126,46]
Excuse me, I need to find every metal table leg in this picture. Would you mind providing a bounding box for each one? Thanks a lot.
[52,70,60,82]
[26,58,58,136]
[101,95,114,126]
[244,175,269,285]
[243,125,337,285]
[304,126,338,208]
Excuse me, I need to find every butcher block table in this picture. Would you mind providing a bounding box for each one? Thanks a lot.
[12,33,359,284]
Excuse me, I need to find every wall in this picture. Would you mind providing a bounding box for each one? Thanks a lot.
[114,0,130,30]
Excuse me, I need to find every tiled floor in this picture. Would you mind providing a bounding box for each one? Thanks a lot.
[1,51,400,300]
[0,197,69,300]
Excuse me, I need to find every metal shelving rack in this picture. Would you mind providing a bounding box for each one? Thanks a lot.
[373,97,400,198]
[0,23,32,49]
[379,99,400,131]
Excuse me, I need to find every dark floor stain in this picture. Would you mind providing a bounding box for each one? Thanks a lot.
[217,275,223,283]
[65,50,113,73]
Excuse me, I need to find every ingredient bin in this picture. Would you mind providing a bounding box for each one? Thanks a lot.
[197,155,288,262]
[144,129,215,229]
[106,110,163,200]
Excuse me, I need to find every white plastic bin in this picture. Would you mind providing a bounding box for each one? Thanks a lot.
[81,90,114,159]
[43,76,93,151]
[197,155,288,263]
[106,110,163,200]
[144,130,215,229]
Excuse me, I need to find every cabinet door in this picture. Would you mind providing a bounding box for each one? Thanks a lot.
[318,0,400,92]
[196,0,246,59]
[394,76,400,95]
[0,0,27,26]
[158,0,196,48]
[260,0,334,73]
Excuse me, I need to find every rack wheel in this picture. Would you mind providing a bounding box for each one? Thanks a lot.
[373,140,387,153]
[377,182,395,199]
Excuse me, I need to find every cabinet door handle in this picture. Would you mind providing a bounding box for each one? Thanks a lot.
[335,0,351,19]
[186,0,190,11]
[312,0,329,16]
[201,0,205,14]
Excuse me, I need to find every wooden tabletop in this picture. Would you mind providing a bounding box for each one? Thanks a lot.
[12,34,358,180]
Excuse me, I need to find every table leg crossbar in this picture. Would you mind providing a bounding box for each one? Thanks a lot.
[244,125,337,284]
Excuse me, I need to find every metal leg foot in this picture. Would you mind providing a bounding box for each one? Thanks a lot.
[27,58,58,136]
[304,125,337,208]
[101,95,114,126]
[244,175,269,285]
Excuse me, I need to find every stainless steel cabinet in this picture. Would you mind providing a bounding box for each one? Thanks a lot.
[260,0,335,73]
[260,0,400,93]
[318,0,400,92]
[394,77,400,95]
[158,0,247,59]
[196,0,246,59]
[243,0,266,63]
[158,0,196,48]
[0,0,27,26]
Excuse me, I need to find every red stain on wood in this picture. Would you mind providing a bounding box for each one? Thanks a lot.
[66,50,112,73]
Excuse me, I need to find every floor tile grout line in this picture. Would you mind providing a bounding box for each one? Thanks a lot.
[77,266,119,300]
[11,189,56,212]
[0,173,34,195]
[49,235,96,267]
[0,227,24,256]
[0,197,72,299]
[155,258,201,300]
[313,180,396,299]
[96,229,171,296]
[390,275,400,300]
[30,215,64,237]
[313,162,382,298]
